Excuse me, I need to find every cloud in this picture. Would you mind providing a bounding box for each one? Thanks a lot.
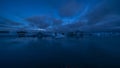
[58,0,82,18]
[85,0,120,25]
[25,16,50,29]
[25,16,63,29]
[1,0,120,32]
[52,18,63,26]
[0,16,22,27]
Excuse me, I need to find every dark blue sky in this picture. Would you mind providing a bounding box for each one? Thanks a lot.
[0,0,120,31]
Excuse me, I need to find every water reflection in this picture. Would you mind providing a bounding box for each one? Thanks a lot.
[0,37,120,68]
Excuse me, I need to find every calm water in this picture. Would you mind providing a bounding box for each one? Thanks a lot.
[0,37,120,68]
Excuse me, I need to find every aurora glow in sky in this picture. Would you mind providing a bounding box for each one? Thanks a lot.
[0,0,120,32]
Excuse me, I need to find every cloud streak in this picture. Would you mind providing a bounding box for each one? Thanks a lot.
[0,0,120,32]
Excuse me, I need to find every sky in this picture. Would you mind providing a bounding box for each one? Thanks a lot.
[0,0,120,32]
